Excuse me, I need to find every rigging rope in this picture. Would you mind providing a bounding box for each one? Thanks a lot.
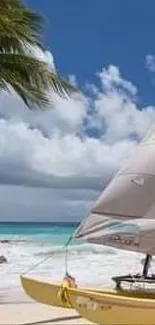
[21,228,75,276]
[64,234,73,275]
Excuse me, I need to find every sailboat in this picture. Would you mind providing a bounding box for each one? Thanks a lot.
[21,124,155,325]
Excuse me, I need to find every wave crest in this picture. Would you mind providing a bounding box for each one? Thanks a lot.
[35,243,116,258]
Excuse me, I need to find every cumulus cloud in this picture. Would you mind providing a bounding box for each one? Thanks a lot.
[0,119,136,183]
[98,65,137,95]
[0,59,155,220]
[93,65,155,142]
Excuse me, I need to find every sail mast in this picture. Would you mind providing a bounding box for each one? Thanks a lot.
[142,254,152,277]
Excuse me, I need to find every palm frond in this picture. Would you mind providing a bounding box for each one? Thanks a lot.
[0,0,44,34]
[1,78,50,109]
[0,0,78,108]
[0,0,44,53]
[0,53,77,108]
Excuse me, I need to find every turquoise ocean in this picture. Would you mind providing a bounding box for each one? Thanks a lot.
[0,222,143,293]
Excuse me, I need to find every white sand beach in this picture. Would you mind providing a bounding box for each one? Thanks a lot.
[0,290,93,325]
[0,303,93,325]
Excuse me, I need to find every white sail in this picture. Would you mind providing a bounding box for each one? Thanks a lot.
[75,124,155,254]
[80,218,155,254]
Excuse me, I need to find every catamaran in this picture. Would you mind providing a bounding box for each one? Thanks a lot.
[21,124,155,325]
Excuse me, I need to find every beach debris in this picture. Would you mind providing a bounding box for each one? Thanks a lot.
[0,239,25,244]
[0,240,11,244]
[0,255,7,263]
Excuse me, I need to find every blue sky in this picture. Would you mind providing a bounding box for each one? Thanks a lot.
[26,0,155,106]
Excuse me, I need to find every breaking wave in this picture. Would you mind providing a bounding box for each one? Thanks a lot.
[0,227,144,291]
[35,243,117,257]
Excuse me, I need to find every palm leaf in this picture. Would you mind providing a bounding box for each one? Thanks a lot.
[0,53,77,108]
[0,0,44,53]
[0,0,78,108]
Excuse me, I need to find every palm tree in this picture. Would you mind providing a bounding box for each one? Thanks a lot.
[0,0,76,108]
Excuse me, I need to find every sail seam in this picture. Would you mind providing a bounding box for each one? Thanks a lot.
[118,172,155,177]
[76,220,123,238]
[91,210,142,219]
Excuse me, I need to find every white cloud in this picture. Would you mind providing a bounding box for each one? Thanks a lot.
[0,62,155,220]
[27,46,56,71]
[0,90,87,136]
[98,65,137,95]
[0,118,135,181]
[93,65,155,142]
[146,54,155,72]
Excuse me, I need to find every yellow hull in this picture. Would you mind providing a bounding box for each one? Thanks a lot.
[21,275,155,325]
[21,275,72,309]
[69,287,155,325]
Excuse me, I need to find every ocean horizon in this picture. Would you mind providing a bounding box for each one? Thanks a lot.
[0,221,80,225]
